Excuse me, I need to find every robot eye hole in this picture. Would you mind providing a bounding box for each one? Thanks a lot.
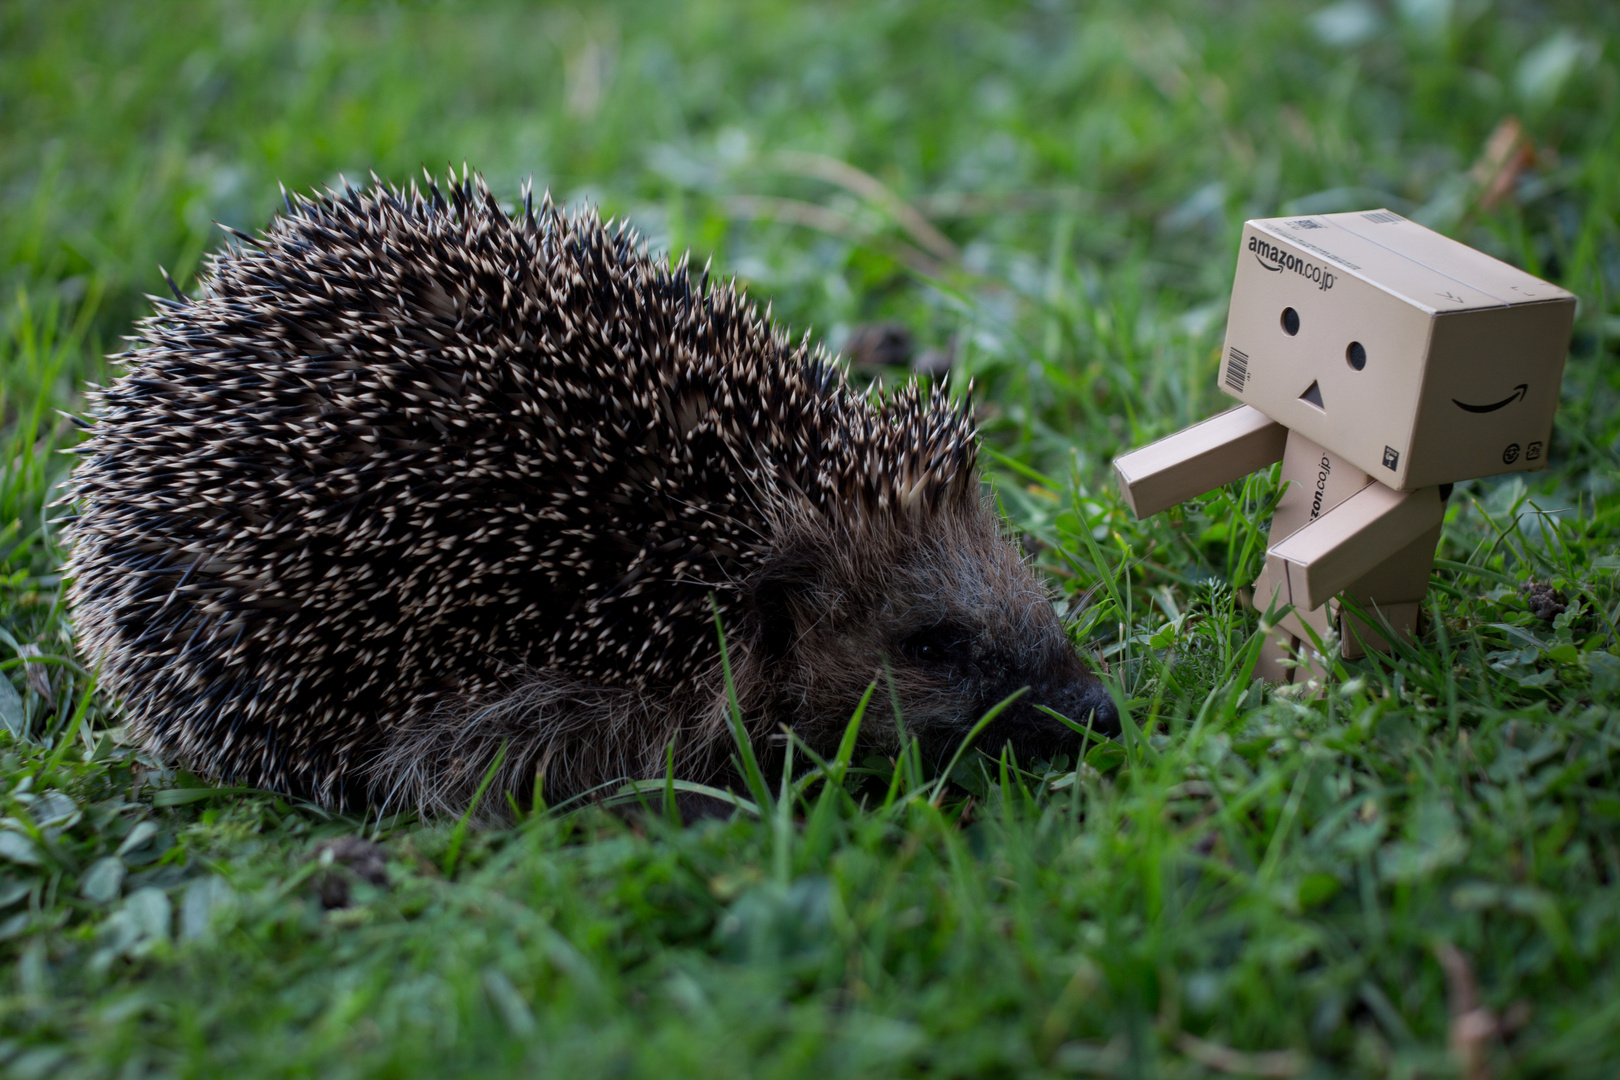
[1280,308,1300,336]
[1346,341,1367,370]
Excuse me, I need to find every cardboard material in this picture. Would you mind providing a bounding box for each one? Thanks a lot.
[1253,554,1333,646]
[1253,432,1359,660]
[1254,634,1293,685]
[1254,560,1428,664]
[1253,518,1439,666]
[1256,621,1336,691]
[1253,432,1433,652]
[1406,301,1575,487]
[1328,211,1568,304]
[1218,210,1575,490]
[1267,431,1374,544]
[1340,601,1421,660]
[1111,209,1571,683]
[1271,482,1445,610]
[1112,405,1286,518]
[1341,522,1441,608]
[1250,634,1289,683]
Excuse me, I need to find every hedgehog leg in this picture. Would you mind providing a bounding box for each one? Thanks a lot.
[365,672,695,819]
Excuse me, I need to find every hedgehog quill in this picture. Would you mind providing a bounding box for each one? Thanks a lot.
[67,169,1118,814]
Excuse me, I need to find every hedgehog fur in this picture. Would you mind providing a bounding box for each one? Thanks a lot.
[67,169,1117,814]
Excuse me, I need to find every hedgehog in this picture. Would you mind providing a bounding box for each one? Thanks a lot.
[66,169,1118,815]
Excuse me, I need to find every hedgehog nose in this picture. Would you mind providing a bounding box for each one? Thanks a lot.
[1068,681,1120,737]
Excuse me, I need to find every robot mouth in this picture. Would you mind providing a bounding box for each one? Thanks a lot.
[1452,384,1527,413]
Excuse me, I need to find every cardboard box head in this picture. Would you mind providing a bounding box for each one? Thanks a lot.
[1218,211,1575,490]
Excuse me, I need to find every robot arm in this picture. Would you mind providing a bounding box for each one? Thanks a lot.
[1113,405,1287,518]
[1267,483,1446,610]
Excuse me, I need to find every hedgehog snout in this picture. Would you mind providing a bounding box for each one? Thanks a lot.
[745,507,1120,766]
[956,635,1120,764]
[1026,666,1119,740]
[864,598,1116,763]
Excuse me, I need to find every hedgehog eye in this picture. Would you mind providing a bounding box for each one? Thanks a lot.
[898,623,970,667]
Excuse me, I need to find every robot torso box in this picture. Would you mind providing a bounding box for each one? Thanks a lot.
[1219,211,1575,491]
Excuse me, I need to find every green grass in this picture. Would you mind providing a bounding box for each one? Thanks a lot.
[2,0,1619,1076]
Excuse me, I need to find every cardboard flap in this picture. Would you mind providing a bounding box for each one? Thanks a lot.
[1325,210,1575,306]
[1251,217,1502,314]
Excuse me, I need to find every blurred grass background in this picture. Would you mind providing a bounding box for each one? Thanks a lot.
[1,1,1619,1077]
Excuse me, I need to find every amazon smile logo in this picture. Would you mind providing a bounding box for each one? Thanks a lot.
[1452,384,1528,414]
[1248,236,1336,291]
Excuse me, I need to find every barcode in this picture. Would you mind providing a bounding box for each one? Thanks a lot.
[1225,347,1249,394]
[1289,218,1324,230]
[1362,210,1402,224]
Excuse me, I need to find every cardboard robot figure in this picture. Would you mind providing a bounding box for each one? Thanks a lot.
[1113,211,1575,685]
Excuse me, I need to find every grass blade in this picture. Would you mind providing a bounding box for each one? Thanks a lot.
[929,686,1028,807]
[609,779,759,818]
[662,740,682,826]
[712,596,774,816]
[442,739,508,877]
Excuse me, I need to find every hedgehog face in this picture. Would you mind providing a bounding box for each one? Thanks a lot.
[748,500,1118,768]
